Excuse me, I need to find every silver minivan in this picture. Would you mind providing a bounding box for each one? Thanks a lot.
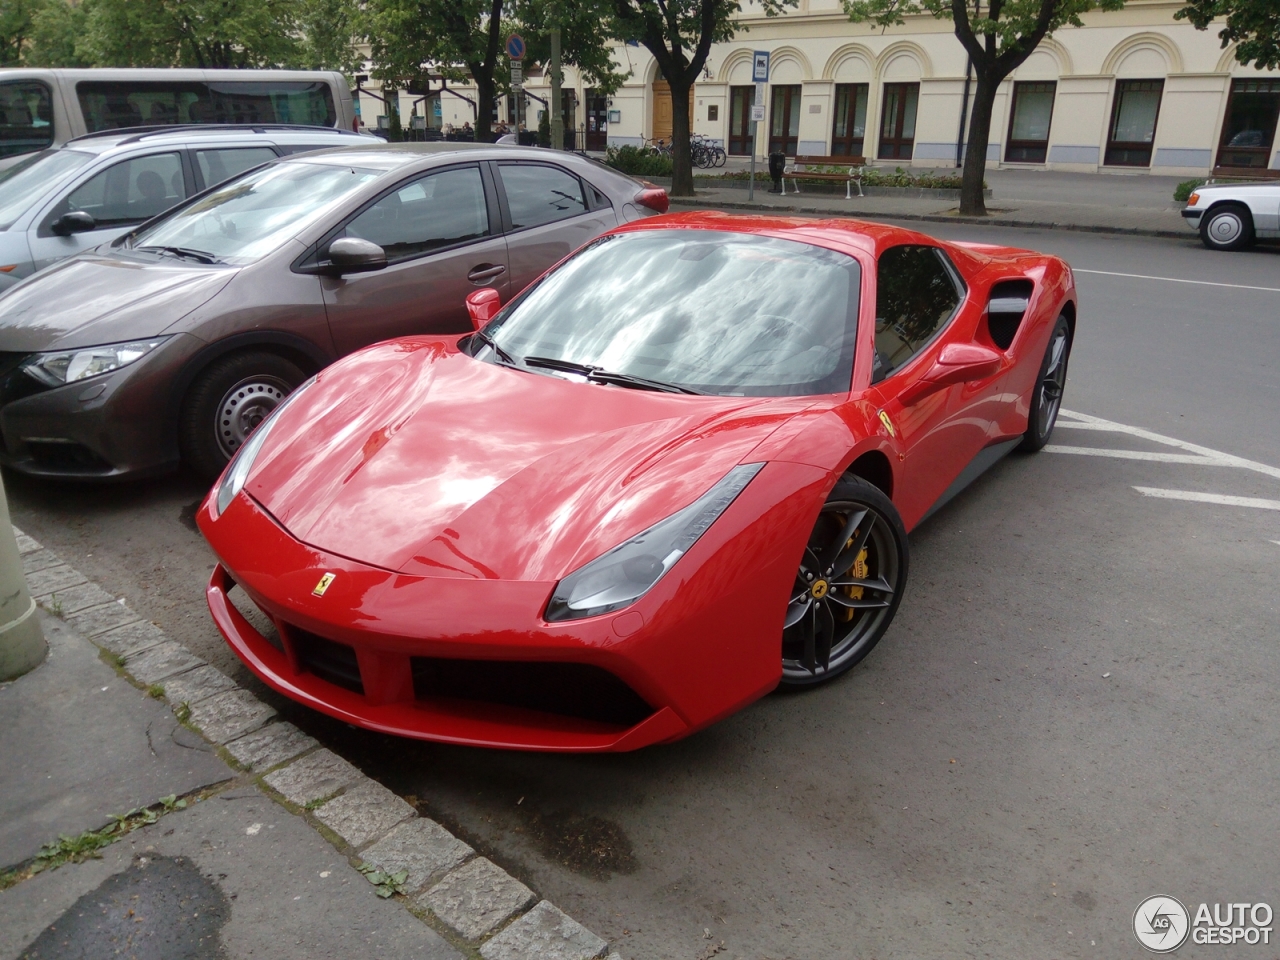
[0,125,376,290]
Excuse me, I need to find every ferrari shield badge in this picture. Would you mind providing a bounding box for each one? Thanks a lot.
[878,410,896,438]
[312,572,337,597]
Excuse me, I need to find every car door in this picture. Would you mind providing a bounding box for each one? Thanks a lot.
[320,162,510,354]
[867,244,1001,528]
[494,160,618,295]
[28,150,192,271]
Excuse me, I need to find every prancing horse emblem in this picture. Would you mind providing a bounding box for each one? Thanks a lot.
[313,572,337,597]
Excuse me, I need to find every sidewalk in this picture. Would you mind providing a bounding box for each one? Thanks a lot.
[665,166,1195,238]
[0,530,620,960]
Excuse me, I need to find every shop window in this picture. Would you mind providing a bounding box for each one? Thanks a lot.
[1005,81,1056,163]
[1105,79,1163,167]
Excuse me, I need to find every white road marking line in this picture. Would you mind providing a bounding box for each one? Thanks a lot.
[1044,445,1222,465]
[1058,409,1280,482]
[1133,488,1280,510]
[1073,269,1280,294]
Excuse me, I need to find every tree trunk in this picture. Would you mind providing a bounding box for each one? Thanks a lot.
[959,71,997,216]
[475,73,494,141]
[668,76,694,196]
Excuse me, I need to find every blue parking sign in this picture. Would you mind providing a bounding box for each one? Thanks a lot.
[752,51,770,83]
[506,35,525,60]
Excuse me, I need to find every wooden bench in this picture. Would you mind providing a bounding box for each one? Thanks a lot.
[781,155,867,198]
[1209,166,1280,181]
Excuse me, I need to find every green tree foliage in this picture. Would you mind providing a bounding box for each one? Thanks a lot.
[24,0,91,67]
[518,0,630,96]
[844,0,1126,215]
[1,0,43,65]
[1175,0,1280,70]
[608,0,796,196]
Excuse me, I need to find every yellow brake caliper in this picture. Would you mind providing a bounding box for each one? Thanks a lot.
[842,529,868,622]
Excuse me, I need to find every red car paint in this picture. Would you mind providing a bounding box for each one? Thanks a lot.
[198,212,1076,752]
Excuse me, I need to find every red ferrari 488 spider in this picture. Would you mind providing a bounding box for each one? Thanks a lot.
[198,212,1076,752]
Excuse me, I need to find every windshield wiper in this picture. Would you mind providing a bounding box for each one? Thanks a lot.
[471,329,518,366]
[522,355,705,395]
[136,245,219,264]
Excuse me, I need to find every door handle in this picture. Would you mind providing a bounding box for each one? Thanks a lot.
[467,263,506,283]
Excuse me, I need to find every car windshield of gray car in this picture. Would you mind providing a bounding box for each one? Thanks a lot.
[477,230,861,397]
[126,160,381,266]
[0,149,94,230]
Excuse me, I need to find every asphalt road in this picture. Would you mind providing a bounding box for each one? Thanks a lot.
[8,226,1279,960]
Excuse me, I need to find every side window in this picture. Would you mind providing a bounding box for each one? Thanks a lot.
[872,245,964,382]
[53,152,186,228]
[195,148,277,189]
[499,163,587,230]
[0,80,53,159]
[345,165,488,261]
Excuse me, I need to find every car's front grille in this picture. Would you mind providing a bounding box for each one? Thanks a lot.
[26,440,112,472]
[410,657,654,728]
[291,628,364,695]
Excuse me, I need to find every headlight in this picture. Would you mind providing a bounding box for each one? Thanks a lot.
[213,375,315,517]
[544,462,764,622]
[21,338,168,387]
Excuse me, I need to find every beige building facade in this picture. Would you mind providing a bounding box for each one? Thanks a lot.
[356,0,1279,176]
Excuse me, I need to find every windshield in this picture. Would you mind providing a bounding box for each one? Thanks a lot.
[0,149,94,230]
[482,229,861,397]
[127,160,381,265]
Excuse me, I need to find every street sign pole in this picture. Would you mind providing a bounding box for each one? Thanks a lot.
[506,33,526,142]
[748,52,770,201]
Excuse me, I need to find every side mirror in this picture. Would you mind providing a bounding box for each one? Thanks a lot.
[465,288,502,330]
[51,211,96,236]
[327,237,387,274]
[901,343,1003,406]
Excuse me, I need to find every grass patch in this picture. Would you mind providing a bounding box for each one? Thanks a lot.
[700,165,973,190]
[147,683,164,699]
[1174,178,1207,202]
[174,701,191,724]
[604,144,673,178]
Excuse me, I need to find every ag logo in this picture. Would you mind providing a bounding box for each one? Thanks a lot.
[1134,896,1190,953]
[312,572,337,597]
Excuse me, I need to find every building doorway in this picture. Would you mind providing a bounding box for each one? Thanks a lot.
[585,91,608,151]
[1215,78,1280,170]
[1105,79,1163,167]
[768,84,802,156]
[650,79,693,144]
[729,86,755,155]
[878,83,918,160]
[831,83,869,156]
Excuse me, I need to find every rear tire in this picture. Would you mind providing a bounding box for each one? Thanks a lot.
[180,351,305,482]
[1199,202,1255,251]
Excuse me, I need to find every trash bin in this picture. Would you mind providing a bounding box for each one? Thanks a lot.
[768,151,786,194]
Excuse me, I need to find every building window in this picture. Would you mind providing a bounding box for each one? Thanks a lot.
[1105,79,1163,167]
[831,83,869,157]
[878,83,919,161]
[769,85,802,156]
[1215,79,1280,170]
[708,104,718,122]
[728,86,754,155]
[1005,81,1055,163]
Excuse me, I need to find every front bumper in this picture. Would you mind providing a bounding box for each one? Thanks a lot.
[1181,208,1203,228]
[0,335,200,478]
[201,464,827,752]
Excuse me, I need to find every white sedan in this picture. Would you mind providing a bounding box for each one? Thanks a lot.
[1181,179,1280,251]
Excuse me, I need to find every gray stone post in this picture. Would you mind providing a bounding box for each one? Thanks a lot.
[0,474,44,680]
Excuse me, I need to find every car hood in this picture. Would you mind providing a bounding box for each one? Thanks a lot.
[0,251,236,352]
[248,339,825,582]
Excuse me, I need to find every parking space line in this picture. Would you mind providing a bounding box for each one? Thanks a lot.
[1057,410,1280,482]
[1044,445,1222,465]
[1133,488,1280,510]
[1073,269,1280,294]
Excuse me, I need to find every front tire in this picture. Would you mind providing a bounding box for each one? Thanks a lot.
[180,351,305,482]
[1199,202,1255,251]
[779,476,908,688]
[1019,314,1071,452]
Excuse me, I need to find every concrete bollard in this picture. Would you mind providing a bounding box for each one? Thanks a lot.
[0,474,45,681]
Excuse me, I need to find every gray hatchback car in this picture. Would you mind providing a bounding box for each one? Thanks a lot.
[0,143,665,480]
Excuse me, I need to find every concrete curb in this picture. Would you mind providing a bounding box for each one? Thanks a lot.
[668,194,1190,240]
[14,526,621,960]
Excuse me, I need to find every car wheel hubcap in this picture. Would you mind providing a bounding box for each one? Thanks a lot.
[1209,212,1242,245]
[1037,328,1069,437]
[215,377,290,459]
[782,500,899,681]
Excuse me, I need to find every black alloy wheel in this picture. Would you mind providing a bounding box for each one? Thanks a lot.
[1019,314,1072,452]
[780,476,908,688]
[1199,202,1255,252]
[180,350,305,482]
